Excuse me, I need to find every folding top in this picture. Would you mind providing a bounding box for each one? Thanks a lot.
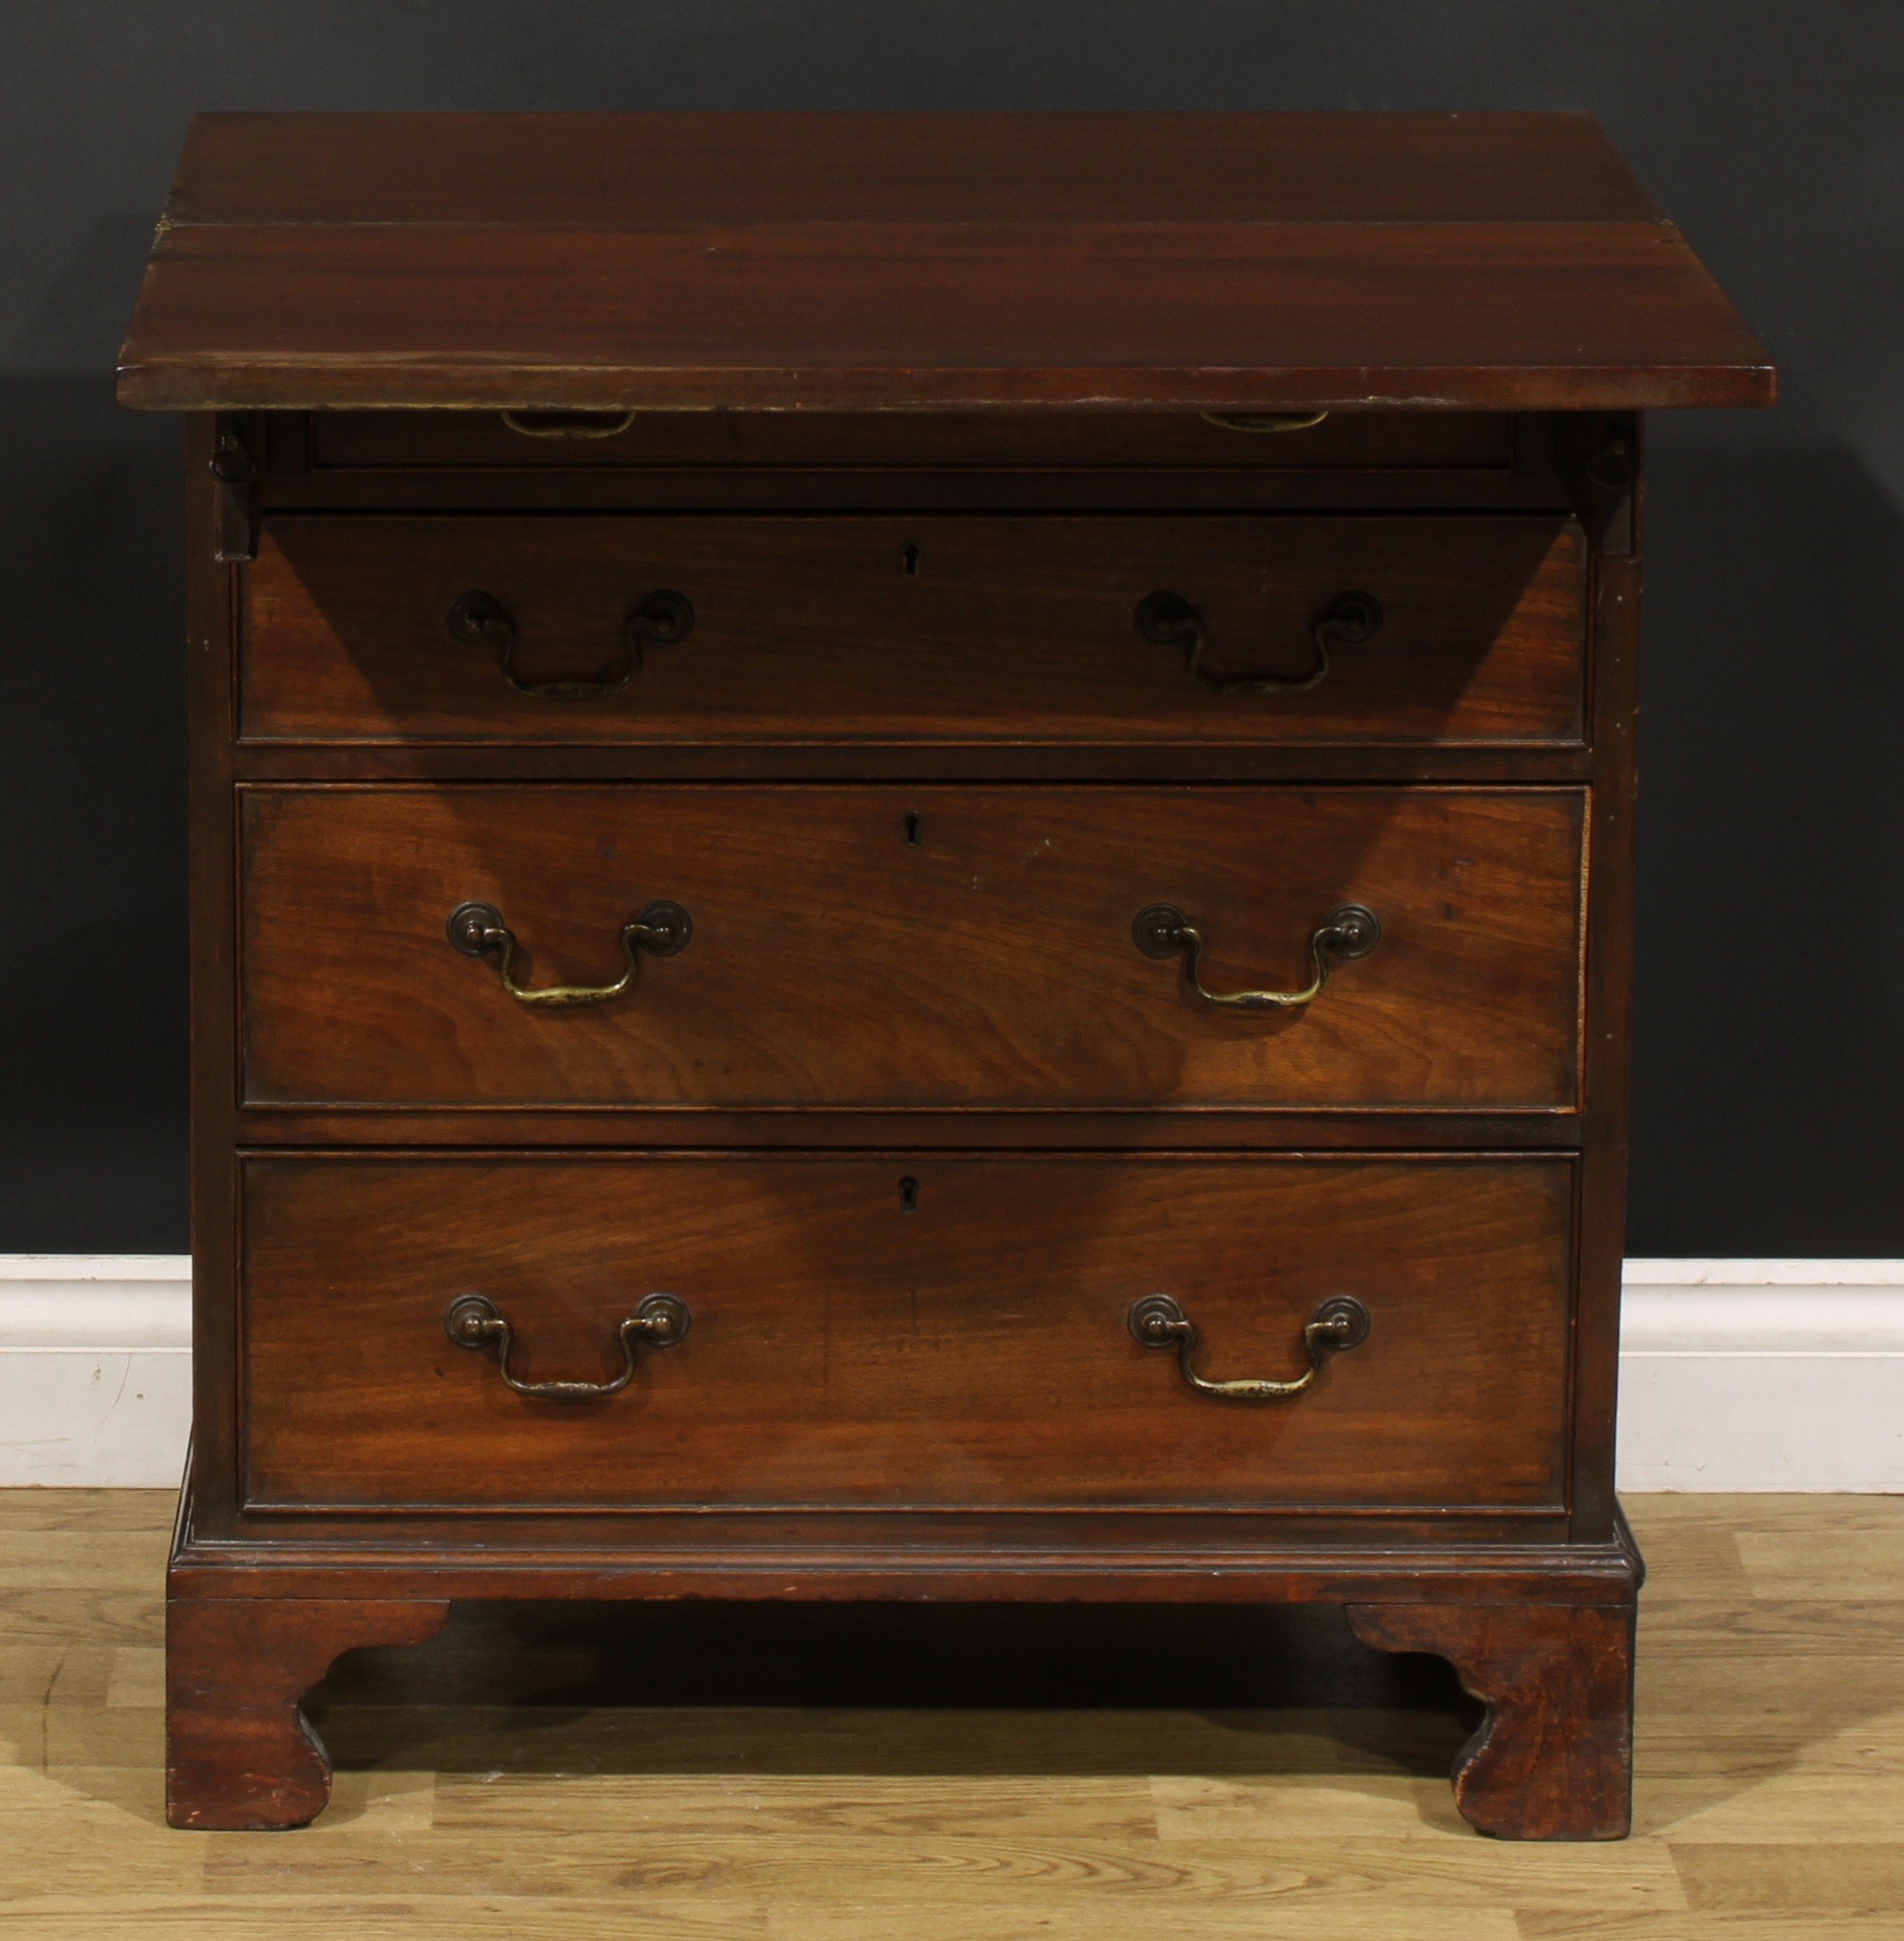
[117,111,1773,414]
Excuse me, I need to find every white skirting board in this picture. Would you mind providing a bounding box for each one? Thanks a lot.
[1,1255,1901,1490]
[0,1256,194,1489]
[1615,1258,1904,1491]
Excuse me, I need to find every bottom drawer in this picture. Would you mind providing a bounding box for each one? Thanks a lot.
[240,1154,1574,1513]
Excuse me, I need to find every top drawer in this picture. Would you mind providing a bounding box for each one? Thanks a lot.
[305,409,1517,472]
[239,514,1586,747]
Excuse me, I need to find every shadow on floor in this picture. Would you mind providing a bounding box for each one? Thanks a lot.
[307,1597,1484,1784]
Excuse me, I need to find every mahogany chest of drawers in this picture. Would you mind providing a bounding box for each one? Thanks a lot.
[119,110,1770,1836]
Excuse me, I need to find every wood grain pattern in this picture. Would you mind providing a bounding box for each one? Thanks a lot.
[116,113,1773,412]
[166,1511,1601,1585]
[119,223,1776,414]
[1348,1601,1636,1838]
[1571,507,1645,1541]
[182,414,243,1532]
[166,1597,449,1829]
[237,784,1586,1112]
[239,514,1586,748]
[126,107,1775,1849]
[236,1152,1575,1512]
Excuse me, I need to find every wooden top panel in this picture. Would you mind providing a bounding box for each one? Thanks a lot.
[118,112,1773,413]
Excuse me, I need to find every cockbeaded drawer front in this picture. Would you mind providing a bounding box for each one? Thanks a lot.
[238,783,1585,1113]
[239,1152,1574,1513]
[238,514,1585,746]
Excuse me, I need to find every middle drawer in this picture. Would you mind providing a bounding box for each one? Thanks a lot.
[240,785,1585,1112]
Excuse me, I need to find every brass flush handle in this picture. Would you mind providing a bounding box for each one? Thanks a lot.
[1135,588,1381,697]
[446,899,691,1008]
[499,409,639,439]
[1129,1294,1370,1400]
[446,588,694,700]
[446,1292,689,1400]
[1200,410,1330,432]
[1132,902,1380,1011]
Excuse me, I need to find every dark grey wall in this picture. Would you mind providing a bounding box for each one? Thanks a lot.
[4,4,1899,1254]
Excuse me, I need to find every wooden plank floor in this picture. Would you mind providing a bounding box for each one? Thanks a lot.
[3,1494,1903,1938]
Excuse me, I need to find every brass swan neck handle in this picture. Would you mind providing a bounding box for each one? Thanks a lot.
[500,409,639,440]
[1132,902,1380,1010]
[446,899,691,1008]
[446,587,694,700]
[1135,587,1381,696]
[446,1292,689,1400]
[1200,410,1331,432]
[1129,1294,1370,1400]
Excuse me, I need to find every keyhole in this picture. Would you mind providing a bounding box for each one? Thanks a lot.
[904,812,923,847]
[902,542,922,578]
[898,1176,919,1212]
